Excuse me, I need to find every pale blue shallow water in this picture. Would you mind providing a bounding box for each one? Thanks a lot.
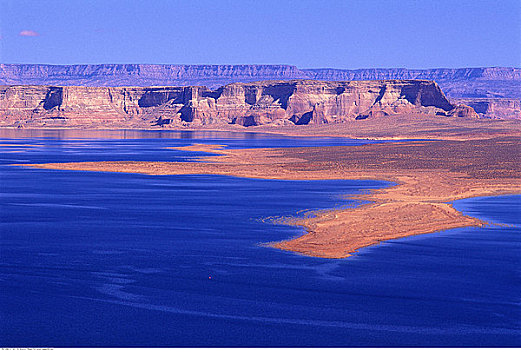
[0,130,519,347]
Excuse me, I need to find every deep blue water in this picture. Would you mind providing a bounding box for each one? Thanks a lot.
[0,130,520,347]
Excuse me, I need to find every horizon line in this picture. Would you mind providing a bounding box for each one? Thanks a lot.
[1,63,520,70]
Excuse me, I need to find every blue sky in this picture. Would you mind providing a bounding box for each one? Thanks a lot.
[0,0,519,68]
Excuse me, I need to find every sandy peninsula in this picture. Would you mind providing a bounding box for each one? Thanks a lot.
[20,120,521,259]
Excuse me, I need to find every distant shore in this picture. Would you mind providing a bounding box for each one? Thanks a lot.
[2,113,521,141]
[21,136,521,259]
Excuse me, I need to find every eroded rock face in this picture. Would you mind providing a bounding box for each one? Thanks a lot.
[1,64,519,99]
[0,64,308,89]
[0,80,478,128]
[452,98,521,120]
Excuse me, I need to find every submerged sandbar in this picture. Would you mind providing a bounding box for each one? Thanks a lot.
[21,136,521,258]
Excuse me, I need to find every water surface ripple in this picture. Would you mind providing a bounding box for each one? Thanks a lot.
[0,130,519,347]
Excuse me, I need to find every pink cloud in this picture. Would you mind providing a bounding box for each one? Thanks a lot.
[19,30,40,37]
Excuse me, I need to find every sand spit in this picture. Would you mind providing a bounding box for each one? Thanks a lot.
[21,136,521,259]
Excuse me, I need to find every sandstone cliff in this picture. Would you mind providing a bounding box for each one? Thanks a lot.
[307,67,521,101]
[0,80,477,128]
[453,98,521,120]
[1,64,519,100]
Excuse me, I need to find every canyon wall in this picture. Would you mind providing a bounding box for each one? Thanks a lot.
[453,98,521,120]
[306,67,521,101]
[0,64,307,90]
[1,64,519,99]
[0,80,476,128]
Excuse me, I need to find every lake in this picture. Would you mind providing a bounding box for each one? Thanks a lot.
[0,130,519,347]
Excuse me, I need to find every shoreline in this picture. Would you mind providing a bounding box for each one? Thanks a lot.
[0,125,426,141]
[18,137,521,259]
[2,114,521,141]
[271,183,487,258]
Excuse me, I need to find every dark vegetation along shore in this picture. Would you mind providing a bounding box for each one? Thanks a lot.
[23,117,521,258]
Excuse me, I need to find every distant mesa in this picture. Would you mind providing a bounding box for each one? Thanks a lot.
[1,64,519,122]
[452,98,521,120]
[0,79,480,128]
[0,64,519,98]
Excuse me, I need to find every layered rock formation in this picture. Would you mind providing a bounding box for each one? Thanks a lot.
[307,67,521,101]
[1,64,519,99]
[453,98,521,120]
[0,80,476,128]
[0,64,307,90]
